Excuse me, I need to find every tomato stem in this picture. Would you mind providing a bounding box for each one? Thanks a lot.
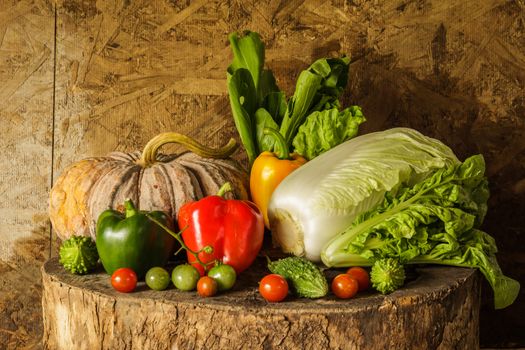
[145,215,218,269]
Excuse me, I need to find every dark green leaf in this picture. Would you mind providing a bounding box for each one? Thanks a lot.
[262,91,287,125]
[279,70,323,144]
[227,68,258,163]
[228,31,264,93]
[259,69,280,105]
[255,108,279,153]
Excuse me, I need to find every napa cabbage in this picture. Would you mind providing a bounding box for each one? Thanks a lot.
[268,127,459,261]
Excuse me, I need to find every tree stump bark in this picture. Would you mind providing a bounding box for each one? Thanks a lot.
[42,257,480,350]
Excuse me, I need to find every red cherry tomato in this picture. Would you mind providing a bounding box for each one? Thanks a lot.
[111,268,137,293]
[346,267,370,291]
[197,276,218,297]
[332,273,359,299]
[259,274,288,302]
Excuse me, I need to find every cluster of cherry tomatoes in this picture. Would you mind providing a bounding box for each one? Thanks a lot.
[111,265,370,302]
[110,263,237,297]
[331,267,370,299]
[258,267,370,302]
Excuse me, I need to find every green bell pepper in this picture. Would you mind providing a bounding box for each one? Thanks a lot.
[95,199,176,279]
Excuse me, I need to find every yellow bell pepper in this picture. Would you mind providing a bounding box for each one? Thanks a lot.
[250,151,307,228]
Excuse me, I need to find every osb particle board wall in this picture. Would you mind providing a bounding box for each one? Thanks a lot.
[0,1,54,349]
[0,0,523,348]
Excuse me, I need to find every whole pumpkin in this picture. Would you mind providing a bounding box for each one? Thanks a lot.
[49,132,248,241]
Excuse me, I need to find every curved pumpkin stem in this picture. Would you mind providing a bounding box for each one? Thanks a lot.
[138,132,238,167]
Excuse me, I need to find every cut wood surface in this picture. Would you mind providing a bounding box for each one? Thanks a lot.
[42,257,480,350]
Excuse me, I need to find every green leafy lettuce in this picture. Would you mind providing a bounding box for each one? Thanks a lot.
[278,57,351,147]
[321,155,520,309]
[292,106,365,160]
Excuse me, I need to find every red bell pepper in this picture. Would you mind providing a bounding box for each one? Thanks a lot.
[177,182,264,275]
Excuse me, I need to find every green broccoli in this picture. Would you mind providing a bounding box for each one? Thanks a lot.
[370,258,405,294]
[59,236,99,274]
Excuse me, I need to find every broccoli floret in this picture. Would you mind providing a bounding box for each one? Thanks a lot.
[370,258,405,294]
[59,236,99,274]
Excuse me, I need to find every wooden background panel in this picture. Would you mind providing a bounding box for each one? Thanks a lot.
[53,0,359,177]
[52,0,524,346]
[53,0,249,176]
[0,0,519,348]
[0,0,54,349]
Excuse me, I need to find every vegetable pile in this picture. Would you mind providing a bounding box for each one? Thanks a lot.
[227,31,365,226]
[53,30,518,311]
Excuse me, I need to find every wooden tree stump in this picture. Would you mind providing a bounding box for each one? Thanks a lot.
[42,257,480,349]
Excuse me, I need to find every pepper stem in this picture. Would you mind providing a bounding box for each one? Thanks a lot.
[137,132,238,167]
[263,127,289,160]
[145,214,217,269]
[217,182,233,197]
[124,199,139,218]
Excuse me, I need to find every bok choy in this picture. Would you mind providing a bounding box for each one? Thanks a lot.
[227,31,364,165]
[267,128,459,261]
[321,155,520,309]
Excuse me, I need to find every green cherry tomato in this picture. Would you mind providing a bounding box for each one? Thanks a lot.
[172,264,200,291]
[207,264,237,291]
[145,267,170,291]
